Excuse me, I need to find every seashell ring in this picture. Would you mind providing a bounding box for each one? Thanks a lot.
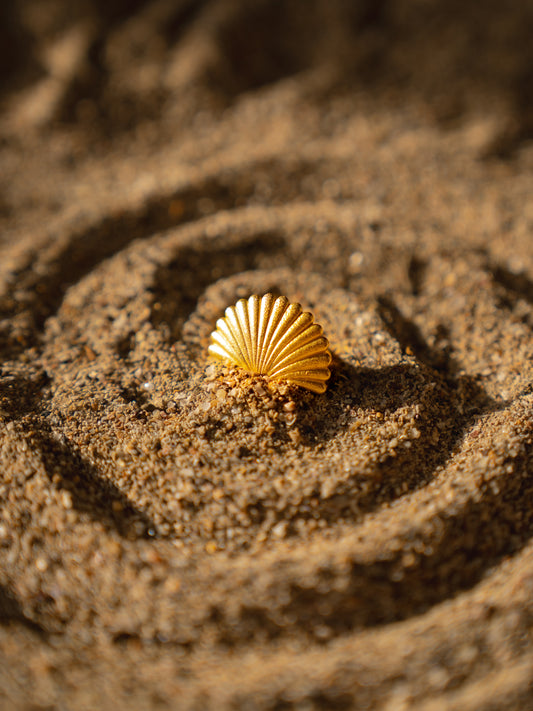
[208,294,332,393]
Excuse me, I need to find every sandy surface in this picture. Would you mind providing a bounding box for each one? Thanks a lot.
[1,1,533,709]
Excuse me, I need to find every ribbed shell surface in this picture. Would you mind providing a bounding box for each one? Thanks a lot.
[208,294,332,393]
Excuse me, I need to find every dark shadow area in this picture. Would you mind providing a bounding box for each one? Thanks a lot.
[490,264,533,304]
[407,256,427,297]
[0,372,157,539]
[0,0,43,94]
[149,231,287,346]
[377,295,452,372]
[33,428,158,539]
[0,367,48,419]
[376,291,501,448]
[212,0,320,95]
[482,63,533,159]
[55,0,208,130]
[489,262,533,329]
[88,0,152,24]
[0,583,46,635]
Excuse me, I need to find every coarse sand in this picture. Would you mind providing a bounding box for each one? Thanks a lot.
[0,1,532,709]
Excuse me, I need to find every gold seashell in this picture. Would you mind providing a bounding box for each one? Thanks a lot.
[208,294,332,393]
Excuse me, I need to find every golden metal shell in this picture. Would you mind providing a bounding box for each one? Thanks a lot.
[208,294,332,393]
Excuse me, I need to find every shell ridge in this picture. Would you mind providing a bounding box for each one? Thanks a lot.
[208,342,246,367]
[214,319,243,361]
[270,370,330,383]
[269,355,332,379]
[264,321,322,373]
[255,293,275,372]
[285,379,327,394]
[271,368,331,382]
[235,299,254,370]
[227,305,253,370]
[262,312,314,373]
[268,337,331,374]
[257,296,289,372]
[219,313,249,367]
[262,303,302,373]
[270,329,324,369]
[247,295,261,371]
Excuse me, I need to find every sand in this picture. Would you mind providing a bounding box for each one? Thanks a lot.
[0,0,532,709]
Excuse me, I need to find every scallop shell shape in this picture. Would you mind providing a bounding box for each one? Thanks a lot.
[208,294,332,393]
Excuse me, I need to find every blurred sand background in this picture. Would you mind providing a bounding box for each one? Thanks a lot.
[0,0,532,709]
